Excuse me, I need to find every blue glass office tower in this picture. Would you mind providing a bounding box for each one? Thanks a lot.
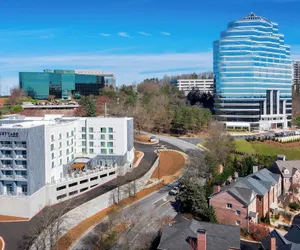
[214,13,292,130]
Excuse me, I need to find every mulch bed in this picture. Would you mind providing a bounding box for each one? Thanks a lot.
[262,140,300,148]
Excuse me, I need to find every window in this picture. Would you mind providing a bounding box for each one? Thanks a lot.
[69,190,78,196]
[107,142,113,147]
[69,182,78,187]
[258,196,262,202]
[89,148,94,154]
[89,127,93,133]
[80,179,88,184]
[82,148,87,154]
[82,134,86,139]
[82,141,86,146]
[56,185,66,191]
[71,131,74,136]
[109,134,113,140]
[101,134,105,140]
[51,135,54,142]
[72,154,74,159]
[52,162,55,168]
[51,144,54,151]
[57,194,67,200]
[82,127,86,132]
[90,176,98,181]
[89,142,94,147]
[108,127,113,133]
[101,127,106,133]
[89,134,94,140]
[51,153,55,159]
[100,173,107,178]
[60,159,62,165]
[101,141,105,147]
[59,133,62,140]
[236,210,241,216]
[235,220,241,225]
[109,149,114,154]
[226,203,232,209]
[67,141,69,146]
[21,185,27,194]
[67,132,69,138]
[80,187,88,192]
[67,157,69,162]
[66,149,69,155]
[109,171,116,176]
[60,150,62,157]
[71,147,73,152]
[101,149,107,154]
[71,139,73,144]
[59,142,62,149]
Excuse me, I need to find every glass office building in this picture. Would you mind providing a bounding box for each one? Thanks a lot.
[214,13,292,130]
[19,69,108,99]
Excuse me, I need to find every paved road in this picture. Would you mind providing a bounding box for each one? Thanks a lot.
[292,213,300,225]
[0,142,181,250]
[72,185,177,250]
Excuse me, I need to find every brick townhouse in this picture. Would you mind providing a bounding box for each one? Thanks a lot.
[209,168,282,229]
[269,158,300,194]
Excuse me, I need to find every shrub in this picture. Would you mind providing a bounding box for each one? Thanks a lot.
[249,223,270,241]
[9,105,24,113]
[289,202,300,211]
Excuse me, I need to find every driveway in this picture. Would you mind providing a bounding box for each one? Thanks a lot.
[0,141,181,250]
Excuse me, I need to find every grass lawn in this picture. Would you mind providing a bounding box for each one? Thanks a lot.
[235,139,300,160]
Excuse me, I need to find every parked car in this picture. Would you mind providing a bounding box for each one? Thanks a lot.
[295,131,300,135]
[169,187,179,195]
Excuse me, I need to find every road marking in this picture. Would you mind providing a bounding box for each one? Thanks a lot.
[159,198,175,207]
[152,195,168,204]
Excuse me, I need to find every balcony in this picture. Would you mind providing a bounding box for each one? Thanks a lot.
[1,175,14,180]
[0,144,12,149]
[15,175,27,181]
[16,155,27,160]
[15,165,27,170]
[0,154,13,159]
[14,145,27,150]
[0,165,13,170]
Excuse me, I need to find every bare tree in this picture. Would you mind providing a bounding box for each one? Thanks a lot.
[21,201,73,250]
[205,121,235,166]
[8,87,26,106]
[184,150,209,183]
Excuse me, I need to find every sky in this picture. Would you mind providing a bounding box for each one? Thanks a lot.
[1,0,300,94]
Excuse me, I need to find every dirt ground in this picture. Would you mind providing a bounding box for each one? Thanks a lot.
[151,151,186,181]
[0,215,28,222]
[0,98,7,107]
[20,108,78,117]
[55,183,164,250]
[133,151,143,165]
[134,134,150,143]
[263,140,300,148]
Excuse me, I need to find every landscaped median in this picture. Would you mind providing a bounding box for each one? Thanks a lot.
[0,214,28,222]
[54,150,188,250]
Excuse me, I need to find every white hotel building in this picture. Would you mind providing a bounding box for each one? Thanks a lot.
[176,79,214,96]
[0,114,134,218]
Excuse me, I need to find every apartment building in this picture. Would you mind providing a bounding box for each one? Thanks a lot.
[0,114,134,217]
[209,168,281,229]
[294,61,300,85]
[176,79,214,96]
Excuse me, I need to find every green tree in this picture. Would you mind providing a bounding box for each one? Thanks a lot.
[296,116,300,126]
[239,156,256,177]
[80,95,97,117]
[176,181,210,221]
[208,206,218,223]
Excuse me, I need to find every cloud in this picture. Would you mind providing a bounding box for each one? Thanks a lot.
[39,34,55,39]
[0,51,213,94]
[160,31,171,36]
[138,32,151,36]
[100,33,111,37]
[118,32,130,38]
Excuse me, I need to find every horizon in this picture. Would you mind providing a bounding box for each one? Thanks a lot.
[1,0,300,95]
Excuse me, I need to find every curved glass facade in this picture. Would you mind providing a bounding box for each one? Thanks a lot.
[214,13,292,130]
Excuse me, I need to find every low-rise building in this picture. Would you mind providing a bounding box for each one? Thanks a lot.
[0,114,134,218]
[157,218,240,250]
[261,225,300,250]
[269,159,300,193]
[176,79,214,96]
[209,168,281,229]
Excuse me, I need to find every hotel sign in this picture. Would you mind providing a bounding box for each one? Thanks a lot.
[0,132,19,138]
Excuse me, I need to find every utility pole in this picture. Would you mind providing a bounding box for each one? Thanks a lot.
[104,102,109,117]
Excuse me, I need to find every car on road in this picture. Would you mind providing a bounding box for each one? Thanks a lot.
[295,131,300,135]
[169,187,179,195]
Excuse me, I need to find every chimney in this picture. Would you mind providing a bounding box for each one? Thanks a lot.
[197,229,206,250]
[277,155,286,161]
[253,165,258,173]
[270,236,276,250]
[213,185,220,194]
